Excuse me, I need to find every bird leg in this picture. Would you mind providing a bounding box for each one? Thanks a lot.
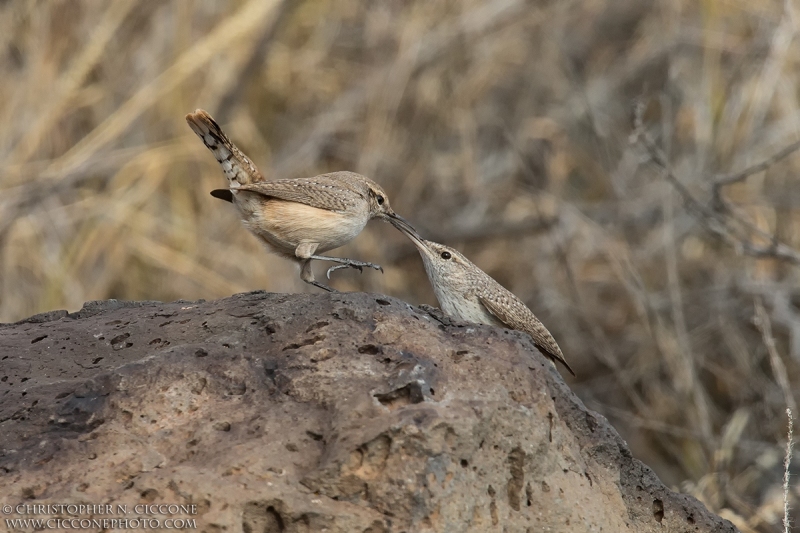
[299,258,338,293]
[294,242,383,280]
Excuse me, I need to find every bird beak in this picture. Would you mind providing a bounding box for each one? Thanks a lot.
[389,214,425,244]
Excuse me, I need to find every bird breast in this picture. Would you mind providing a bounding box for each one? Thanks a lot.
[236,195,370,254]
[434,286,499,327]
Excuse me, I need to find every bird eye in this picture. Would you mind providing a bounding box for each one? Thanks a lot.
[376,195,385,205]
[441,251,451,260]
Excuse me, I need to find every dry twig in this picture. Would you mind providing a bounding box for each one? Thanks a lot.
[632,100,800,265]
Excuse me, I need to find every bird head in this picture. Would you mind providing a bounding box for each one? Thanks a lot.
[389,216,475,285]
[365,180,419,234]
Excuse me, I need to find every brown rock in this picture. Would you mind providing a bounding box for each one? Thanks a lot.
[0,292,736,532]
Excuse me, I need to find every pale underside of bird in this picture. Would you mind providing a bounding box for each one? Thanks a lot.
[186,109,412,292]
[391,217,575,376]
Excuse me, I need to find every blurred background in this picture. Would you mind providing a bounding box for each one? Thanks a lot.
[2,0,800,530]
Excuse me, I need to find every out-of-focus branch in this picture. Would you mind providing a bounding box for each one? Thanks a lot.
[711,139,800,212]
[632,100,800,265]
[753,297,797,416]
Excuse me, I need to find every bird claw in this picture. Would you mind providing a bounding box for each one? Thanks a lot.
[325,261,383,279]
[326,264,350,279]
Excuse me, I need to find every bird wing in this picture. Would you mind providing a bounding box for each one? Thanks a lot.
[236,174,363,213]
[478,294,575,376]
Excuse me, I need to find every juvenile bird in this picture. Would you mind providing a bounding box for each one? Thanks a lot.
[392,218,575,376]
[186,109,411,292]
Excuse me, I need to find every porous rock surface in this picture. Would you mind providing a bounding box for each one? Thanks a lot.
[0,292,736,532]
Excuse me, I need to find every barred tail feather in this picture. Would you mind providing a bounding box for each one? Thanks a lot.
[185,109,264,187]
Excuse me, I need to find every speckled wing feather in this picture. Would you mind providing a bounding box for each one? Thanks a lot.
[185,109,264,186]
[478,292,575,376]
[236,173,366,213]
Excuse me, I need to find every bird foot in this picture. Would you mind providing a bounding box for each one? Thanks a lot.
[326,260,384,279]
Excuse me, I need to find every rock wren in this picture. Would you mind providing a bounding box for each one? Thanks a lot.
[392,219,575,376]
[186,109,413,292]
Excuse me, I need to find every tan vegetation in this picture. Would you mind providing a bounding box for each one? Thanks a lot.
[2,0,800,530]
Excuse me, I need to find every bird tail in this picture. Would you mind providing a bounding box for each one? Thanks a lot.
[537,341,576,377]
[185,109,264,187]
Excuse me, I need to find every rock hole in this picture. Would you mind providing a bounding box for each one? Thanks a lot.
[306,321,329,332]
[106,320,122,325]
[374,383,424,410]
[526,482,533,507]
[652,499,664,523]
[306,431,324,441]
[92,357,103,364]
[109,333,130,345]
[159,320,172,327]
[31,335,48,344]
[430,388,435,396]
[460,459,469,468]
[686,514,694,524]
[358,344,381,355]
[55,391,71,399]
[179,319,191,324]
[264,324,276,335]
[375,299,391,306]
[149,338,161,345]
[282,335,324,351]
[195,348,208,357]
[507,447,525,511]
[487,485,499,525]
[243,503,285,533]
[140,488,159,502]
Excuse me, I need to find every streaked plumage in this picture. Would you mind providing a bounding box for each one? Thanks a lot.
[392,218,575,376]
[186,109,412,291]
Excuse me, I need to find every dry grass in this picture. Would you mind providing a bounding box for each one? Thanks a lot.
[3,0,800,529]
